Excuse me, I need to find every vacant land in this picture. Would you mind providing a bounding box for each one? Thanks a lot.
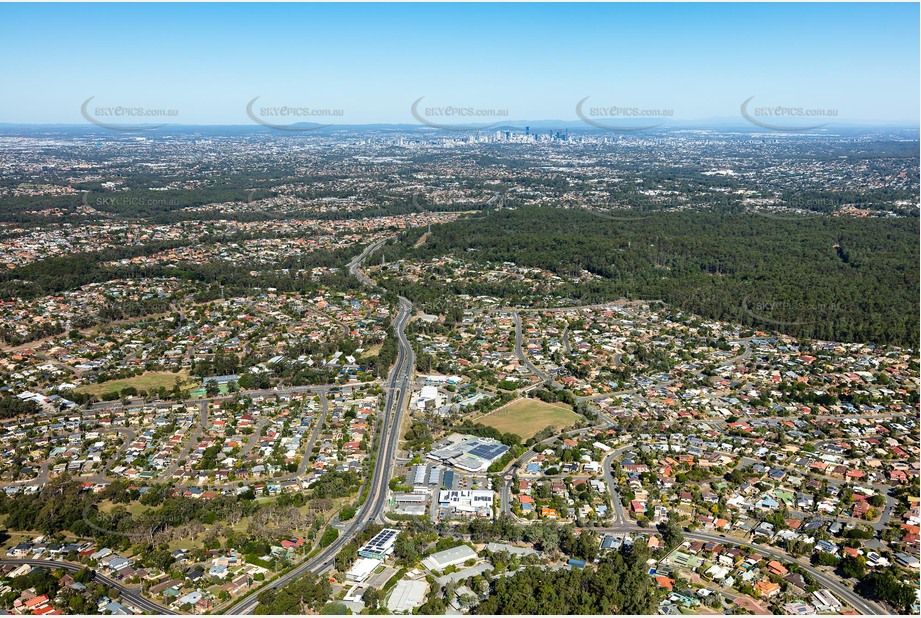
[480,398,580,439]
[75,371,190,397]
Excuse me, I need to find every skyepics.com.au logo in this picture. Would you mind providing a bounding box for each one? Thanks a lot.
[741,295,847,327]
[246,97,344,131]
[81,97,179,131]
[415,295,467,318]
[740,97,837,132]
[411,97,509,131]
[81,503,179,543]
[576,97,673,131]
[83,192,180,209]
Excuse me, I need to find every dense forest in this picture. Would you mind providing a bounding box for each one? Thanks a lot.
[385,207,919,346]
[474,541,661,615]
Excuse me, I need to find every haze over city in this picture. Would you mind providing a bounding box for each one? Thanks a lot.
[0,3,919,126]
[0,2,917,618]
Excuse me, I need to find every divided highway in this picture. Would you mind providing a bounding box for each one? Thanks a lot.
[227,240,414,615]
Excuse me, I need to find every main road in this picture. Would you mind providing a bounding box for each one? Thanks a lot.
[0,559,175,614]
[226,239,414,615]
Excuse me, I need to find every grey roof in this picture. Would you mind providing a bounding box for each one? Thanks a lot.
[422,544,478,570]
[485,542,537,557]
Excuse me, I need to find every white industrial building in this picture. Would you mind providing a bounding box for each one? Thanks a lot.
[422,374,463,385]
[485,542,538,557]
[346,557,381,582]
[416,385,442,410]
[392,492,429,516]
[427,433,510,472]
[387,579,428,613]
[358,528,399,559]
[438,489,494,517]
[421,544,478,571]
[812,590,841,613]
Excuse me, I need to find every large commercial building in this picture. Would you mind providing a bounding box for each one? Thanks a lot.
[358,528,399,560]
[392,492,429,516]
[485,542,538,557]
[387,579,428,613]
[438,489,495,518]
[415,385,442,410]
[421,544,478,571]
[345,557,381,582]
[427,433,509,472]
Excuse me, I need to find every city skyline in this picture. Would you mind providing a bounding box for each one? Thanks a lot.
[0,3,917,616]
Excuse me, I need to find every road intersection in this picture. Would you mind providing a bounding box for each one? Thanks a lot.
[226,241,415,615]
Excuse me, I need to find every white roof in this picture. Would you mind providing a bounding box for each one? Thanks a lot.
[421,544,478,570]
[346,557,381,582]
[420,385,440,400]
[387,579,428,613]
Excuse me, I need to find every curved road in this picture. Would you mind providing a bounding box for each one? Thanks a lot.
[0,559,175,614]
[593,445,890,616]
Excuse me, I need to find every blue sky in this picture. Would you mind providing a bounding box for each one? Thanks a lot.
[0,3,918,125]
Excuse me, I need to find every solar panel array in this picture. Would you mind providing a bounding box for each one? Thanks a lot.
[428,435,510,471]
[360,528,399,555]
[469,442,509,460]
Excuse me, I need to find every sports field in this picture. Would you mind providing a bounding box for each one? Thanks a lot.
[75,371,190,397]
[479,398,580,439]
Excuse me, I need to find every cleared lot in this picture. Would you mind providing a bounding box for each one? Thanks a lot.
[479,398,580,439]
[75,371,191,397]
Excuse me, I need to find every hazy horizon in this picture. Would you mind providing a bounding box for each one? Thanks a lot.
[1,3,918,127]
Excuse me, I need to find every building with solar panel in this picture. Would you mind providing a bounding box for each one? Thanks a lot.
[438,489,495,518]
[427,433,510,472]
[358,528,400,559]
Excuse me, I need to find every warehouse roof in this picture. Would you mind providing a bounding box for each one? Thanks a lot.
[387,579,428,614]
[421,544,478,571]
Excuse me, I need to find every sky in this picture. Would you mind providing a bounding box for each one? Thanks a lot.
[0,2,918,126]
